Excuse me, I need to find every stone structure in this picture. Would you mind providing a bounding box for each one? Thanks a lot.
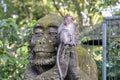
[24,14,98,80]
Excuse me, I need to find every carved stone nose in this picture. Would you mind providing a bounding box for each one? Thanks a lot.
[39,41,45,44]
[39,38,46,45]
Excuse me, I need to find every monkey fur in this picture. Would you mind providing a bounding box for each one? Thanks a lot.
[57,15,76,80]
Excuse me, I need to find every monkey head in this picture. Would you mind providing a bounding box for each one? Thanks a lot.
[28,14,62,74]
[63,15,74,25]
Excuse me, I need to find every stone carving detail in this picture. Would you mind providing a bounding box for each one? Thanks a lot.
[24,14,98,80]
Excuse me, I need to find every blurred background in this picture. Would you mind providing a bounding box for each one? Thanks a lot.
[0,0,120,80]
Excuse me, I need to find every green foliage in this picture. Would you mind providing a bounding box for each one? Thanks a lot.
[1,0,117,26]
[0,46,28,80]
[79,36,91,44]
[0,18,19,45]
[0,18,36,79]
[89,46,102,80]
[106,38,120,78]
[114,11,120,16]
[0,0,119,79]
[0,0,57,21]
[81,38,120,80]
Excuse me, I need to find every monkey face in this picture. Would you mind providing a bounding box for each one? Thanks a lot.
[28,14,62,69]
[63,16,74,25]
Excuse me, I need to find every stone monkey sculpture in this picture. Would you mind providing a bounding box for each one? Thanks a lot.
[24,14,98,80]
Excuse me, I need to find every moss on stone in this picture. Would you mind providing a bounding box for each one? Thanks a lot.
[35,14,62,29]
[35,13,98,80]
[76,45,98,80]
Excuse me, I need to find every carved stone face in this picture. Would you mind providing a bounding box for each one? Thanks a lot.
[30,25,59,66]
[29,14,62,68]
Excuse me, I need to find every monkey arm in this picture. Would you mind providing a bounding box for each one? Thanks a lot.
[67,51,81,80]
[58,23,64,34]
[65,47,81,80]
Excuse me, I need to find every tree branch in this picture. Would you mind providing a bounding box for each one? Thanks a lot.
[52,0,64,16]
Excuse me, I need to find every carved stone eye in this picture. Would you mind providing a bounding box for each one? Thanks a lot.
[49,27,57,33]
[34,28,43,34]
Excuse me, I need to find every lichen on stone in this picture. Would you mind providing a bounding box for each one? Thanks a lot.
[35,14,62,29]
[76,45,98,80]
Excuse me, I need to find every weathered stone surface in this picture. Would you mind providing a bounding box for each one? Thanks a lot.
[24,14,98,80]
[76,45,98,80]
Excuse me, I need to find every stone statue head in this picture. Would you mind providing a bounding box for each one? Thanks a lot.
[28,14,62,73]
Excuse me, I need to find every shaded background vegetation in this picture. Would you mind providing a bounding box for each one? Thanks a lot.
[0,0,120,80]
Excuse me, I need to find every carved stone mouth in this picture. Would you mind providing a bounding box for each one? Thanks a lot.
[29,49,56,66]
[33,47,55,53]
[34,51,56,58]
[30,55,56,65]
[35,51,55,53]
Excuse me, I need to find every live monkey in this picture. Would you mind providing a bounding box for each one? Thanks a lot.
[57,15,76,80]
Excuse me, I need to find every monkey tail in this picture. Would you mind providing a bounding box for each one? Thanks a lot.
[57,43,63,80]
